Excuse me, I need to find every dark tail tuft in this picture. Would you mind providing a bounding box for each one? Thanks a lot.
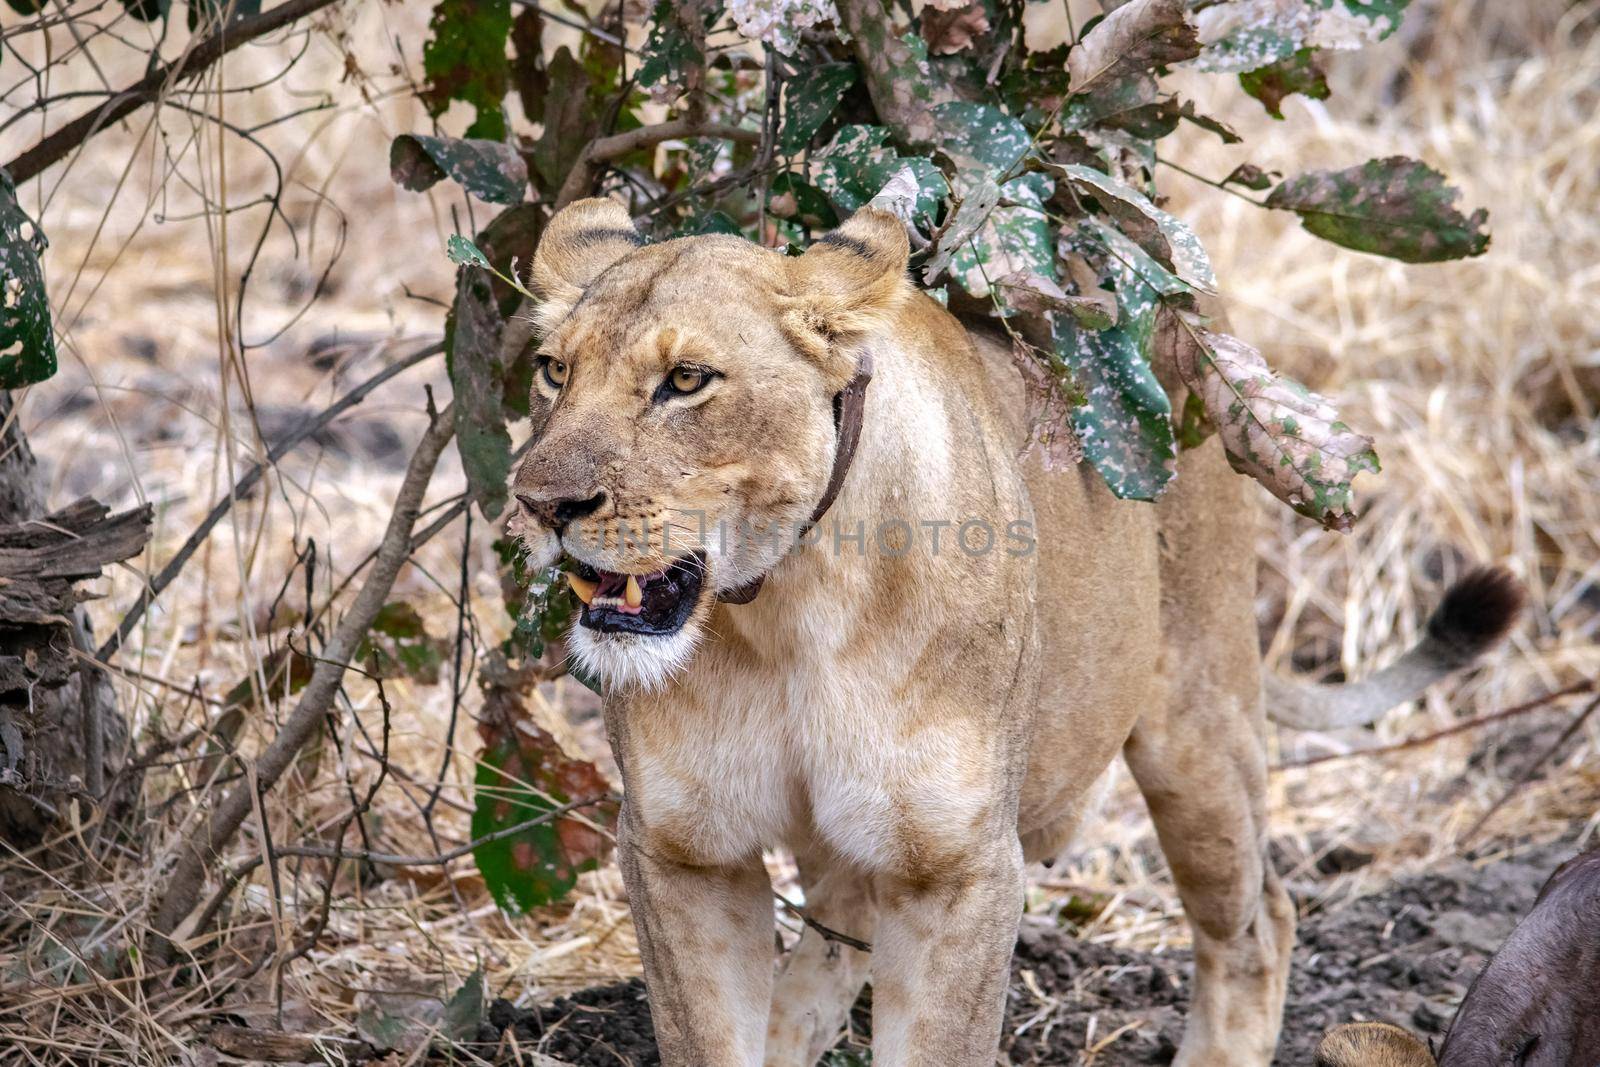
[1426,566,1526,665]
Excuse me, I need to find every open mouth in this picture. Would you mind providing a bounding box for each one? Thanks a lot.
[564,552,705,636]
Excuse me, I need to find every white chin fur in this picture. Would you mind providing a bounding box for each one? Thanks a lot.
[519,528,562,572]
[568,620,701,693]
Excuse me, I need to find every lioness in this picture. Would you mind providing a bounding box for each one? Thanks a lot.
[510,198,1522,1066]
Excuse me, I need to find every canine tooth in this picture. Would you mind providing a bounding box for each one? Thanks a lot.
[566,571,598,604]
[625,574,643,608]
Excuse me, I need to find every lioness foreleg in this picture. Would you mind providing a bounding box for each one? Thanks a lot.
[868,838,1025,1067]
[618,812,775,1067]
[764,845,876,1067]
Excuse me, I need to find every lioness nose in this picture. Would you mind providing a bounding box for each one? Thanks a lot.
[518,490,606,531]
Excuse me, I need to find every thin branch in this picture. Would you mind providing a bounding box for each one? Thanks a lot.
[1274,679,1597,770]
[1157,156,1268,206]
[99,339,442,662]
[774,891,872,953]
[250,793,618,870]
[556,118,762,209]
[4,0,344,184]
[1460,691,1600,847]
[150,400,458,963]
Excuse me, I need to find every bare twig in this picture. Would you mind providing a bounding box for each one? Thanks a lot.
[774,891,872,953]
[99,339,442,662]
[555,118,761,209]
[1459,691,1600,847]
[4,0,344,184]
[149,400,458,963]
[1274,679,1596,771]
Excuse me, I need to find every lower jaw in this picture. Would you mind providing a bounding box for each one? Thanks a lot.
[574,553,705,637]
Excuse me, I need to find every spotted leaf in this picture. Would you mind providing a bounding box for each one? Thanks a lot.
[1265,156,1490,262]
[0,171,56,389]
[1051,219,1185,501]
[1165,314,1380,531]
[1239,47,1330,119]
[390,134,528,205]
[1047,161,1217,293]
[780,62,857,155]
[1189,0,1411,74]
[1067,0,1200,97]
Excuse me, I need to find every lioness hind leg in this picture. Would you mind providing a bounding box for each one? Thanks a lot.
[1127,436,1294,1067]
[1123,709,1294,1067]
[764,847,876,1067]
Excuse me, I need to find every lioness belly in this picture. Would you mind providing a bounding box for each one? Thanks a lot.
[962,325,1167,851]
[1014,456,1165,852]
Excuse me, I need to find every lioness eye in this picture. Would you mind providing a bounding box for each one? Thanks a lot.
[668,367,708,394]
[542,358,569,389]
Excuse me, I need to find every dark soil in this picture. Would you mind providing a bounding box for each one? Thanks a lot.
[488,840,1576,1066]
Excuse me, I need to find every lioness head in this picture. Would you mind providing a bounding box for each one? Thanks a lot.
[510,198,910,690]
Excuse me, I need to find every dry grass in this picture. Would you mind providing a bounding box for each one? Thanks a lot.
[2,0,1598,1062]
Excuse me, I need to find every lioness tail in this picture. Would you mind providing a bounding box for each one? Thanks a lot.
[1266,566,1524,731]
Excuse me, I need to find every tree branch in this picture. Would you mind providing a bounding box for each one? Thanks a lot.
[555,119,761,210]
[5,0,343,184]
[834,0,958,149]
[149,400,458,963]
[99,339,442,663]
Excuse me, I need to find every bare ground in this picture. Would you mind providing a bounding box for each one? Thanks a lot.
[477,837,1576,1066]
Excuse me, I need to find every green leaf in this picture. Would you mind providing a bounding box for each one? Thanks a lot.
[1052,219,1183,500]
[677,210,743,237]
[529,45,616,193]
[1047,162,1217,293]
[1239,47,1329,119]
[446,234,490,269]
[931,101,1033,178]
[441,967,485,1042]
[448,257,512,518]
[815,126,948,225]
[1265,156,1490,262]
[421,0,512,140]
[1165,314,1380,531]
[358,602,449,684]
[637,0,703,92]
[1190,0,1411,73]
[472,697,616,913]
[390,134,528,204]
[945,173,1056,300]
[1050,295,1175,502]
[0,170,58,389]
[780,62,858,155]
[768,173,839,230]
[495,549,579,662]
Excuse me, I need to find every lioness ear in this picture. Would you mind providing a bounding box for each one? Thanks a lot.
[785,208,911,386]
[530,197,643,332]
[1314,1023,1436,1067]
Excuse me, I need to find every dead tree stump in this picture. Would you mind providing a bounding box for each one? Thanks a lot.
[0,497,151,842]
